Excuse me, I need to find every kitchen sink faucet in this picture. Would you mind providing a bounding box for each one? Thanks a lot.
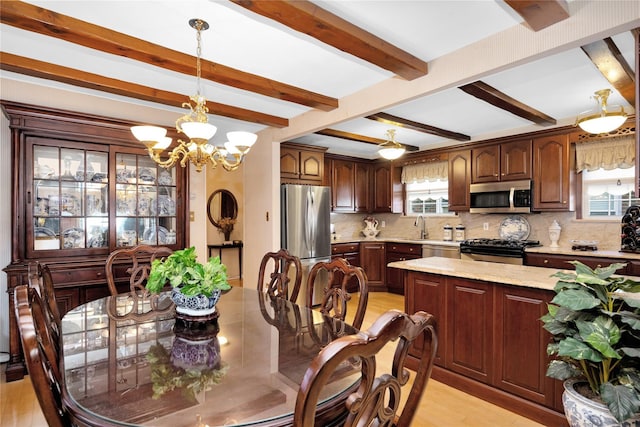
[414,215,428,239]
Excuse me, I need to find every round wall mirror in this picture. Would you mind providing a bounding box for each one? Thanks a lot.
[207,189,238,228]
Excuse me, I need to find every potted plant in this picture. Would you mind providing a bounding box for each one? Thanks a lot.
[146,246,231,316]
[541,261,640,425]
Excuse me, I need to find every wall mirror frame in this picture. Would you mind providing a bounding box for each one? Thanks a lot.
[207,189,238,229]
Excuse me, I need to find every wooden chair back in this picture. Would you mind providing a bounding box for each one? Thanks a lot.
[14,284,70,427]
[257,248,302,302]
[28,262,62,353]
[306,257,368,329]
[294,309,438,427]
[105,244,173,295]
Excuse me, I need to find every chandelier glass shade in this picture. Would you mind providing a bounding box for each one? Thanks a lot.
[576,89,627,135]
[378,129,405,160]
[130,19,256,172]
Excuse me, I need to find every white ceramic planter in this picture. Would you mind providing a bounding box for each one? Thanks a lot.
[563,379,640,427]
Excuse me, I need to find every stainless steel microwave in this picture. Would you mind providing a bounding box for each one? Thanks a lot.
[469,179,532,213]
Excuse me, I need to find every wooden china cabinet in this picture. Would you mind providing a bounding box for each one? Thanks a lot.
[2,102,189,381]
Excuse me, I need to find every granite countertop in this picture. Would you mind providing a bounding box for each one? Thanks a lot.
[387,256,561,291]
[331,237,461,246]
[525,245,640,261]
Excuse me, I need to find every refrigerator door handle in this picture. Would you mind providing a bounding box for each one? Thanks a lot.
[304,188,317,258]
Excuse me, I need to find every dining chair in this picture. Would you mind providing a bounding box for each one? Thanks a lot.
[14,284,70,427]
[294,309,438,427]
[27,262,62,353]
[306,257,368,330]
[105,244,173,296]
[257,248,303,302]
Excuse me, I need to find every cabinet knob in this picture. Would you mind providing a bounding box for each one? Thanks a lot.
[544,259,549,264]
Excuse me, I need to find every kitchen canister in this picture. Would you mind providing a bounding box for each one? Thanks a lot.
[443,224,453,241]
[455,225,466,242]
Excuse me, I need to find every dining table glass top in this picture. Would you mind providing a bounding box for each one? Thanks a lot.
[60,287,359,426]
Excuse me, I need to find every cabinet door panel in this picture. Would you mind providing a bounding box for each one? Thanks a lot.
[406,272,446,366]
[300,151,323,182]
[533,135,572,211]
[360,242,385,289]
[354,163,370,212]
[447,278,493,383]
[448,150,471,211]
[280,148,300,180]
[472,145,500,183]
[502,140,532,181]
[332,160,355,212]
[372,163,391,212]
[495,286,556,406]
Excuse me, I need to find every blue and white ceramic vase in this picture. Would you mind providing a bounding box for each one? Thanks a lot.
[170,289,222,317]
[563,379,640,427]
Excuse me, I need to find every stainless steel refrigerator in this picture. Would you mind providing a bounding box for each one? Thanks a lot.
[281,184,331,306]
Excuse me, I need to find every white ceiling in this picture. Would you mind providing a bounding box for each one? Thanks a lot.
[1,1,638,159]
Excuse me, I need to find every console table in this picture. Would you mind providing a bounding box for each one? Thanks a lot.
[208,241,243,278]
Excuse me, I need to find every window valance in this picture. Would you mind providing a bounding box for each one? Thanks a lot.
[401,161,448,183]
[575,136,635,172]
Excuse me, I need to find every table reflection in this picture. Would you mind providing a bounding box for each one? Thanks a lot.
[61,287,359,426]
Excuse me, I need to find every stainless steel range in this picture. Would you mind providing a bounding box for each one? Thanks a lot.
[459,238,541,265]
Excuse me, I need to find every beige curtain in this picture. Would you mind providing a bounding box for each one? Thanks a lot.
[401,161,448,183]
[575,136,635,172]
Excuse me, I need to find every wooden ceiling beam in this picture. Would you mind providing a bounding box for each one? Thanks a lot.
[231,0,428,80]
[459,81,557,126]
[366,112,470,141]
[0,1,337,111]
[0,53,289,128]
[316,129,419,152]
[504,0,569,31]
[581,37,636,106]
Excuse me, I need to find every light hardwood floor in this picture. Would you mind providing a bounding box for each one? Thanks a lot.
[1,288,545,427]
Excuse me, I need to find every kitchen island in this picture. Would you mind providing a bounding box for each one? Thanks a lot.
[388,257,568,426]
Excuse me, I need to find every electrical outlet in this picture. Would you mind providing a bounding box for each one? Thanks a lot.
[381,221,386,228]
[483,222,489,231]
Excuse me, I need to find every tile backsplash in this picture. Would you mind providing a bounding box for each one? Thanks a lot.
[330,211,621,250]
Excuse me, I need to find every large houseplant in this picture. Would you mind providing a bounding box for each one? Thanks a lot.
[146,247,231,315]
[541,261,640,424]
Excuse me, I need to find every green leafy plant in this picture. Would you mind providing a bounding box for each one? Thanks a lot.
[146,343,228,399]
[146,247,231,297]
[542,261,640,423]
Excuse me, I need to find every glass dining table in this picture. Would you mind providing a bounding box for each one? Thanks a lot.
[60,287,360,426]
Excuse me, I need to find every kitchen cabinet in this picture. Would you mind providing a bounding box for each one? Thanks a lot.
[331,242,360,292]
[404,270,565,425]
[330,159,356,212]
[406,272,446,367]
[446,277,494,384]
[447,149,471,211]
[360,241,386,291]
[385,242,421,295]
[494,285,557,408]
[1,102,188,381]
[525,252,629,274]
[354,162,370,212]
[472,140,531,183]
[280,143,326,184]
[532,134,573,211]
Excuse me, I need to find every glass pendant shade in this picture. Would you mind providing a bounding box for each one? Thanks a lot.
[131,125,167,142]
[377,129,405,160]
[227,131,257,154]
[181,121,217,141]
[153,137,172,150]
[576,89,627,134]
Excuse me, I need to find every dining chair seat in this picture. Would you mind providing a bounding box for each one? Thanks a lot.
[14,284,70,427]
[294,309,438,427]
[257,248,302,302]
[306,257,368,330]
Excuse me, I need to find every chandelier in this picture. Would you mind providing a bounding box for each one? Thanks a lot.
[575,89,627,135]
[130,19,256,172]
[377,129,405,160]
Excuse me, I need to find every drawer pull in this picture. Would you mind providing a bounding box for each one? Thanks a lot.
[544,259,549,264]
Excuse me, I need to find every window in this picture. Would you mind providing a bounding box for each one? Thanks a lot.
[406,180,449,215]
[581,167,638,219]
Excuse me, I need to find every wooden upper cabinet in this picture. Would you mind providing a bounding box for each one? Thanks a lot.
[532,134,573,211]
[448,149,471,211]
[331,159,356,212]
[372,162,391,213]
[280,143,326,184]
[354,162,370,212]
[472,140,531,183]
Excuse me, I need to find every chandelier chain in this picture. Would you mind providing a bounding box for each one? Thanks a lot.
[195,19,203,97]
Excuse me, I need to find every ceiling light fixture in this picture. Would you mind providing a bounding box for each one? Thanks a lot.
[575,89,627,135]
[377,129,405,160]
[130,19,256,172]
